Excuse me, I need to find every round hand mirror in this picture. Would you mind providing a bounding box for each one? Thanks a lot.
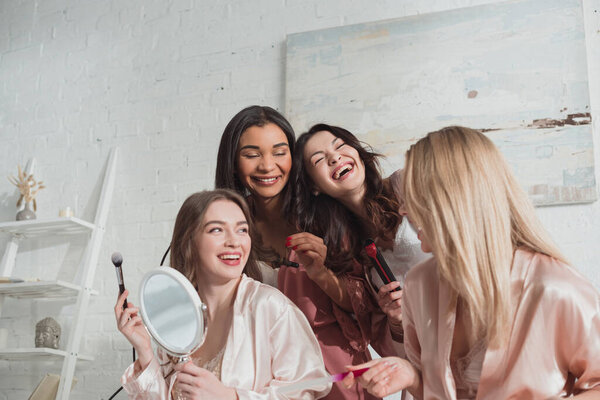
[138,267,207,360]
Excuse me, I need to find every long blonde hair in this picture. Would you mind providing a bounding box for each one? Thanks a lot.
[403,126,565,346]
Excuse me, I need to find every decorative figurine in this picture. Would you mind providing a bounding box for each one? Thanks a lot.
[7,165,45,220]
[35,317,61,349]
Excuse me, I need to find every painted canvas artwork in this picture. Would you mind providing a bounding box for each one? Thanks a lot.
[285,0,595,206]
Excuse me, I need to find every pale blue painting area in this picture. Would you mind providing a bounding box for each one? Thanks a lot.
[285,0,595,206]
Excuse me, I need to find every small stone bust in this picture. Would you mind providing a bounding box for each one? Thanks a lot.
[35,317,61,349]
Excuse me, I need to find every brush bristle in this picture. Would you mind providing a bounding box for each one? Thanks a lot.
[111,252,123,266]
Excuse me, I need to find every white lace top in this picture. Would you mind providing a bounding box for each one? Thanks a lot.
[172,348,226,399]
[451,338,486,399]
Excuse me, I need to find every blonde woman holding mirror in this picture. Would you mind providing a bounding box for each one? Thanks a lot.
[114,189,330,399]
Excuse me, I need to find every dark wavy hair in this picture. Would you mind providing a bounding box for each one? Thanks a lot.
[215,105,296,200]
[214,106,297,266]
[169,190,262,286]
[293,124,402,274]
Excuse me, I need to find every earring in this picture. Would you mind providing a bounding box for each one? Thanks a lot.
[312,190,319,196]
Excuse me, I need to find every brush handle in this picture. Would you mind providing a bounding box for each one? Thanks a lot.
[331,367,369,382]
[276,368,370,394]
[119,283,128,309]
[364,239,401,291]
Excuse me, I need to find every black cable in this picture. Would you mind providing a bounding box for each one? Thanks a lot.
[107,385,123,399]
[160,245,170,267]
[107,340,137,399]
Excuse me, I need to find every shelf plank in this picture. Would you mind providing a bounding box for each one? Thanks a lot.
[0,280,98,299]
[0,217,95,238]
[0,348,93,361]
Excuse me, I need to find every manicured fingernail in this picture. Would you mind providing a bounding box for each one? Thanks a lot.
[293,245,298,250]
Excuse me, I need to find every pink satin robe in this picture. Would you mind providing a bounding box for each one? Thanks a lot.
[121,275,331,399]
[402,248,600,399]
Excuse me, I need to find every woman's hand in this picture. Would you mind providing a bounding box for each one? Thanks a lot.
[286,232,328,281]
[376,281,403,323]
[286,232,353,311]
[173,361,237,400]
[114,290,153,368]
[342,357,419,398]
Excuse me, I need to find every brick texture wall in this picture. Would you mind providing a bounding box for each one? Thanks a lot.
[0,0,599,398]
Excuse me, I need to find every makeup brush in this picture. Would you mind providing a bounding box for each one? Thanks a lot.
[276,368,369,394]
[111,252,128,309]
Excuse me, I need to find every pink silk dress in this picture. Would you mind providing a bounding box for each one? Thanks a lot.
[402,248,600,399]
[279,255,391,400]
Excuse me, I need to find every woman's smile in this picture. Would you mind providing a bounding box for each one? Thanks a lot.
[331,162,354,181]
[251,175,282,186]
[236,123,292,200]
[304,130,366,200]
[218,252,242,266]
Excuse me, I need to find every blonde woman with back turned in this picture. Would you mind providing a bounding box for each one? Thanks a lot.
[343,126,600,399]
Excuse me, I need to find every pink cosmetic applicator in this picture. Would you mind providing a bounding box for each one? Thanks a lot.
[276,368,369,394]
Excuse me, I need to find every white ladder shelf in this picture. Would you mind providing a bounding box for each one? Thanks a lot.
[0,148,118,400]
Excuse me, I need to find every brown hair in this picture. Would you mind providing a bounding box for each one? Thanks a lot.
[293,124,401,273]
[214,105,296,266]
[215,105,296,211]
[169,189,262,287]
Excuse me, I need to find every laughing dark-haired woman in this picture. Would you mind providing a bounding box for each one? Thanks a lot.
[293,124,429,350]
[215,106,382,399]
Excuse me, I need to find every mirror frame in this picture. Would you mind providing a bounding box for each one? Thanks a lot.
[138,266,208,358]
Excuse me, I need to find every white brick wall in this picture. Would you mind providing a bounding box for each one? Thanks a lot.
[0,0,599,398]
